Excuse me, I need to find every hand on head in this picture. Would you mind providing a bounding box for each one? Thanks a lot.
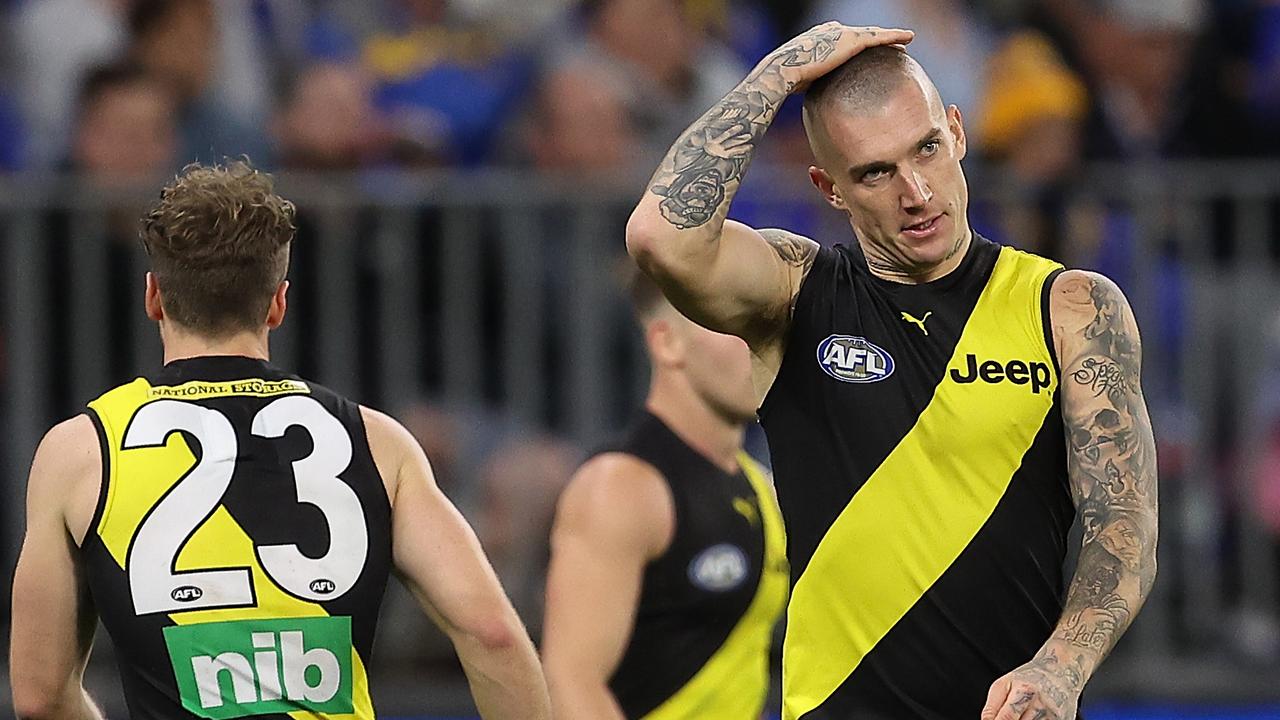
[762,22,915,94]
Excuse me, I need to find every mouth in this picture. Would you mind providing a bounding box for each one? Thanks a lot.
[901,213,944,240]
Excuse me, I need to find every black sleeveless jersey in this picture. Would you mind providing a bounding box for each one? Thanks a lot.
[601,412,788,720]
[758,236,1075,720]
[82,356,392,720]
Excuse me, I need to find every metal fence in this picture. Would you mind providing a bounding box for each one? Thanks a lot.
[1,163,1279,713]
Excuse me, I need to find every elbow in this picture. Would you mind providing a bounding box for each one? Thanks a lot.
[463,614,521,653]
[13,688,69,720]
[625,211,661,266]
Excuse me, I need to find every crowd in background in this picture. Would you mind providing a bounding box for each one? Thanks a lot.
[0,0,1276,177]
[2,0,1280,679]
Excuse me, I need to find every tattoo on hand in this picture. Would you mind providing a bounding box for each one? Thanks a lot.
[648,27,841,230]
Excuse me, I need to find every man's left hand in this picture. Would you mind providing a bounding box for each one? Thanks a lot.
[980,652,1083,720]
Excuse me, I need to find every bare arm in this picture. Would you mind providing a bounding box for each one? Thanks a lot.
[542,455,674,720]
[10,416,103,720]
[983,271,1158,720]
[626,23,912,349]
[363,408,551,720]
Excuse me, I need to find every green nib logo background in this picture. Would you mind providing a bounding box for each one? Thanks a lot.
[164,616,354,719]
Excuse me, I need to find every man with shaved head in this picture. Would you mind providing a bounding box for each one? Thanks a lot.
[627,23,1157,720]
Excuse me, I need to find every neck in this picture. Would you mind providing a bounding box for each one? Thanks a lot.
[863,224,973,285]
[161,325,271,364]
[645,372,745,475]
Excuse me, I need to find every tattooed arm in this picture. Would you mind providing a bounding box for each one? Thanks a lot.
[983,270,1158,720]
[626,23,912,352]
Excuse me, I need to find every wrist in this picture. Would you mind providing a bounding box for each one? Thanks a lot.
[1034,638,1099,689]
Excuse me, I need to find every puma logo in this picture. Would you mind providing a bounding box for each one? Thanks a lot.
[732,497,759,527]
[900,311,932,335]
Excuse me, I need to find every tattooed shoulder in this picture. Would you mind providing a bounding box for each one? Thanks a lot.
[1051,270,1141,370]
[759,228,819,272]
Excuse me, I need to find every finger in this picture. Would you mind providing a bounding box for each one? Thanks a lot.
[981,677,1011,720]
[996,688,1036,720]
[846,26,915,46]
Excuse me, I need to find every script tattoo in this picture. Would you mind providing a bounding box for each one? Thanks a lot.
[1056,273,1158,667]
[648,27,842,229]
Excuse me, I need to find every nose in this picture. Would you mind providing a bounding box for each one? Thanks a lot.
[900,170,933,210]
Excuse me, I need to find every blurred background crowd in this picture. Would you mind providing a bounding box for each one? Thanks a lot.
[1,0,1280,716]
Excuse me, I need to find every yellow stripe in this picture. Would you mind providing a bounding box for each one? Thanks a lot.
[641,455,789,720]
[89,379,374,719]
[781,248,1060,719]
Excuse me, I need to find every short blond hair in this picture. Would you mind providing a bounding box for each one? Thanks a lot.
[141,160,296,337]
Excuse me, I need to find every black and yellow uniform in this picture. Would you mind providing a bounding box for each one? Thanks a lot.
[601,412,788,720]
[759,235,1073,720]
[81,356,392,720]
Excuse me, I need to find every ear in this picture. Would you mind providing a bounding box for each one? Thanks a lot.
[144,272,164,322]
[808,165,847,211]
[265,280,289,330]
[645,317,685,370]
[948,105,967,162]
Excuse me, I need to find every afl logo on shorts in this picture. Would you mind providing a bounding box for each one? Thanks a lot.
[817,335,895,383]
[688,544,749,592]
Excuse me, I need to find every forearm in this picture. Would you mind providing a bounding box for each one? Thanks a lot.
[629,28,838,246]
[456,632,551,720]
[1036,502,1158,685]
[13,685,103,720]
[548,675,627,720]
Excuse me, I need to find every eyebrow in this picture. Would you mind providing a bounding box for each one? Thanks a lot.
[848,127,944,180]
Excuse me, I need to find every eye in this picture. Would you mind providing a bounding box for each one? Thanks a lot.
[920,139,941,157]
[862,168,889,184]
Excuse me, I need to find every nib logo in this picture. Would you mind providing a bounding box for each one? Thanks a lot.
[164,617,354,719]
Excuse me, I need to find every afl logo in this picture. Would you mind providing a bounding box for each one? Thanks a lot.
[817,334,895,383]
[171,585,203,603]
[310,579,337,595]
[688,544,748,592]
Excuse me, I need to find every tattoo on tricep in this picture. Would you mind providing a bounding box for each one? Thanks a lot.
[648,27,842,230]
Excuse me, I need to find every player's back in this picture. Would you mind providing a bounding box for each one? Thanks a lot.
[81,355,392,720]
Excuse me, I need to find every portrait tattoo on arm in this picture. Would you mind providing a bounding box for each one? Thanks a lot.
[647,27,842,230]
[1053,274,1158,675]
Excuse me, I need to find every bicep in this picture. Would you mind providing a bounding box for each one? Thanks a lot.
[1053,272,1158,541]
[542,460,670,685]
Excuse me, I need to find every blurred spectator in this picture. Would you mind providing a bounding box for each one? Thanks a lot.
[978,32,1088,188]
[1052,0,1227,159]
[13,0,128,168]
[520,60,642,172]
[971,31,1089,258]
[363,0,537,165]
[272,62,399,170]
[531,0,744,163]
[807,0,996,116]
[72,63,178,182]
[128,0,270,164]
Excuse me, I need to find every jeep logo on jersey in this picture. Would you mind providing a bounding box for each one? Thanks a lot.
[163,616,353,719]
[310,579,336,595]
[950,354,1052,394]
[689,544,749,592]
[172,586,203,603]
[816,335,895,383]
